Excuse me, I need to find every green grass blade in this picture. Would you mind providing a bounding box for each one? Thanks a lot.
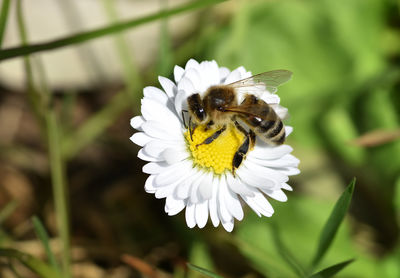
[0,200,18,225]
[46,110,71,278]
[32,216,62,274]
[0,248,62,278]
[271,224,307,277]
[187,263,223,278]
[309,259,354,278]
[311,178,356,268]
[0,0,11,48]
[16,0,47,136]
[0,0,226,61]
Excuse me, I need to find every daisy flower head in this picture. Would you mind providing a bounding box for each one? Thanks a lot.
[130,59,300,232]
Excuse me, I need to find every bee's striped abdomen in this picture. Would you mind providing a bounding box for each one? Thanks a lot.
[267,119,285,145]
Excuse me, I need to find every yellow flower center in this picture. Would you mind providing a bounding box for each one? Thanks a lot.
[185,124,245,174]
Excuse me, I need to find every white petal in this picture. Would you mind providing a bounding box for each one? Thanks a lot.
[144,175,156,193]
[165,195,185,216]
[278,167,301,176]
[251,145,293,160]
[174,65,185,83]
[143,139,178,158]
[161,147,189,165]
[175,170,202,199]
[221,219,234,232]
[226,174,255,196]
[177,76,196,95]
[282,183,293,191]
[199,60,220,87]
[285,126,293,137]
[261,93,280,104]
[155,160,193,186]
[174,89,189,119]
[185,202,196,228]
[237,66,251,78]
[209,183,220,227]
[224,188,244,221]
[130,116,144,130]
[141,121,181,140]
[155,183,177,199]
[262,188,288,202]
[235,164,278,190]
[248,154,300,168]
[243,190,274,217]
[217,177,233,223]
[143,86,168,103]
[195,201,209,228]
[190,175,202,203]
[158,76,176,98]
[185,59,200,70]
[183,68,205,93]
[138,148,159,162]
[142,161,168,175]
[130,132,152,147]
[224,68,243,84]
[246,160,289,184]
[197,172,214,200]
[250,190,274,216]
[175,75,196,116]
[141,99,181,129]
[219,67,230,82]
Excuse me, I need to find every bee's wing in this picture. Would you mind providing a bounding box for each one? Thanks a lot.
[224,103,275,119]
[228,70,292,94]
[223,105,255,116]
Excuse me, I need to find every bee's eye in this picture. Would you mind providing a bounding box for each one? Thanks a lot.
[196,108,206,121]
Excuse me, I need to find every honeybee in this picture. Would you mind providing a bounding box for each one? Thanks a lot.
[186,70,292,174]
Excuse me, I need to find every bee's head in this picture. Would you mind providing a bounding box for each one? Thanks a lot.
[187,93,207,124]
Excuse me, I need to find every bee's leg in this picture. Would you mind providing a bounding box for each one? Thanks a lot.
[196,125,226,147]
[232,121,256,175]
[234,120,247,135]
[249,130,256,149]
[189,116,196,141]
[234,120,255,149]
[232,133,250,176]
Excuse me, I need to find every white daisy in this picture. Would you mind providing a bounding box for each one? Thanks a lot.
[130,59,300,232]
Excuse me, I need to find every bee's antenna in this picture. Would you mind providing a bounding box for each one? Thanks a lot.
[189,116,194,141]
[181,110,187,129]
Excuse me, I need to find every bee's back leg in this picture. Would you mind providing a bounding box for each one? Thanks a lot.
[234,120,255,149]
[232,134,250,176]
[232,121,256,175]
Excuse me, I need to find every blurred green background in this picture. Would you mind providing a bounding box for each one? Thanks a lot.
[0,0,399,277]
